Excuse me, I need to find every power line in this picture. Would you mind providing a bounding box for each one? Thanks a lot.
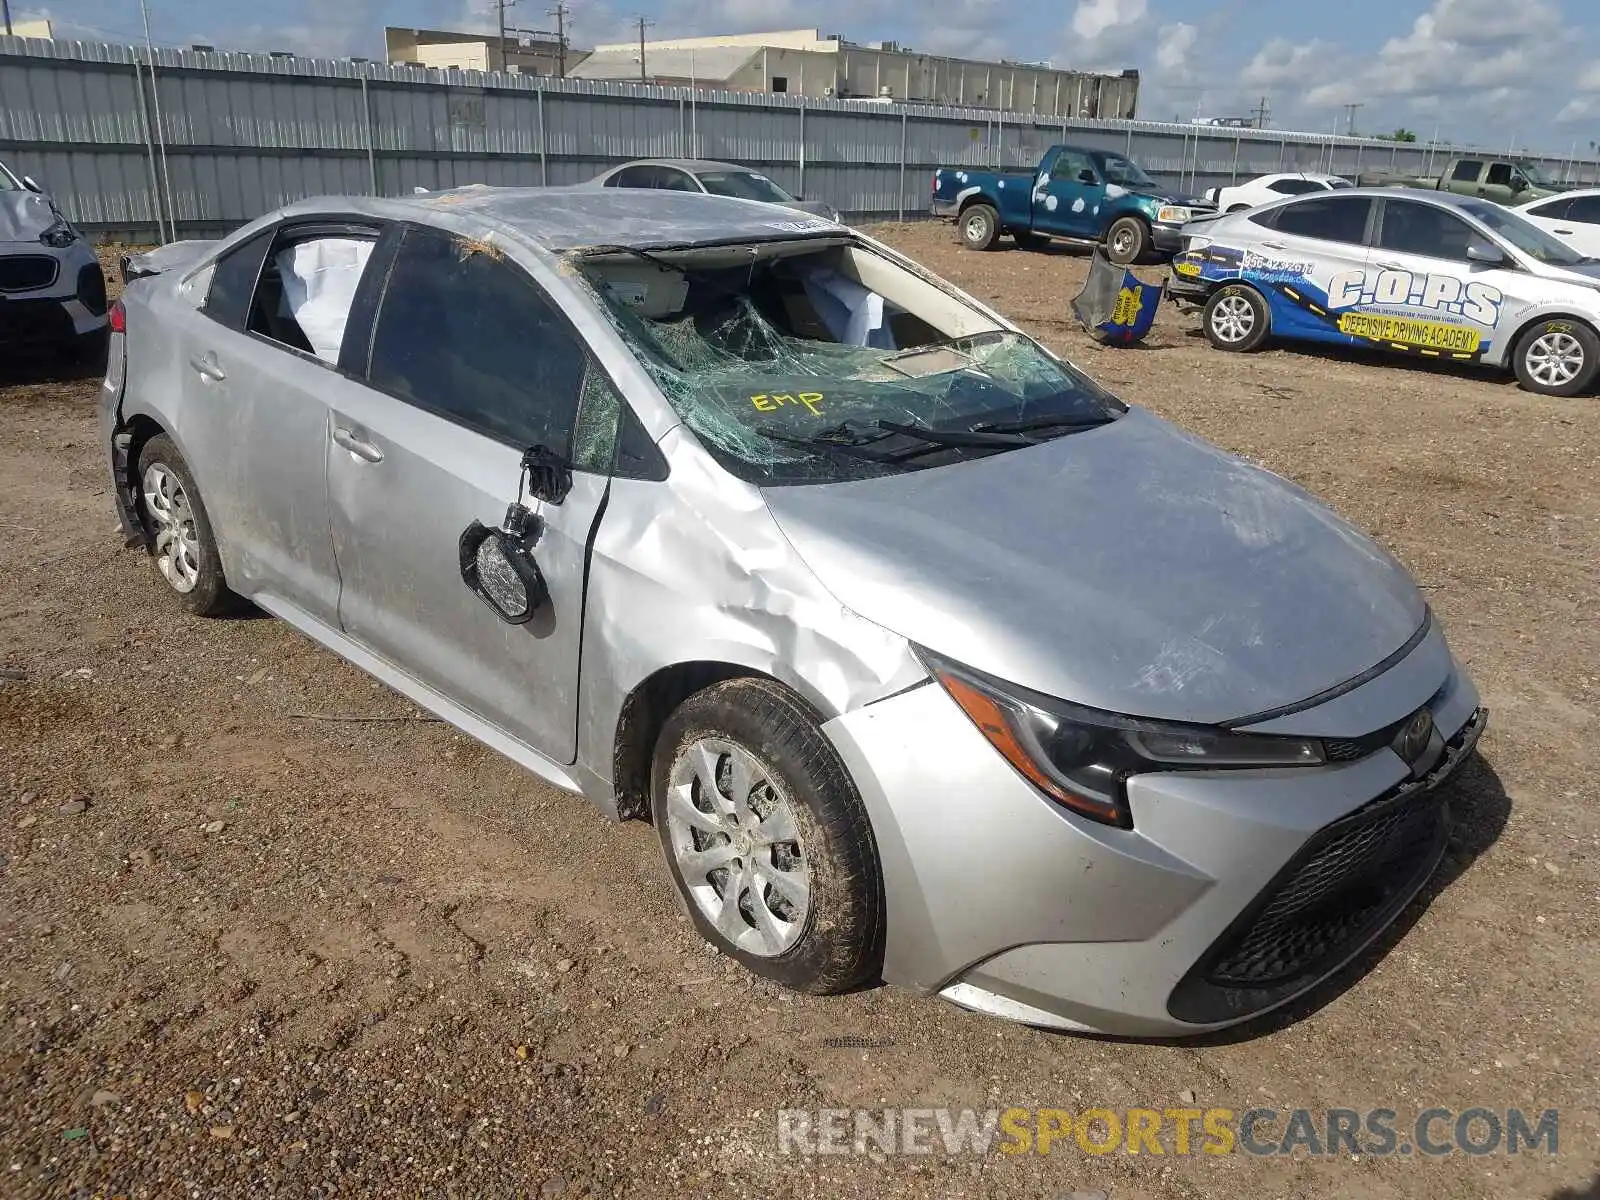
[1251,95,1271,129]
[1342,102,1364,136]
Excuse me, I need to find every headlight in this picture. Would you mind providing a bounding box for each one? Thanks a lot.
[40,218,78,248]
[1157,205,1193,225]
[922,650,1325,829]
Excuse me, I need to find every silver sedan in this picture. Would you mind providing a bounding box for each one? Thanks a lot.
[101,186,1484,1036]
[587,157,839,221]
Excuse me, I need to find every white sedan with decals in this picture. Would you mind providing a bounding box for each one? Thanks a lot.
[1169,187,1600,396]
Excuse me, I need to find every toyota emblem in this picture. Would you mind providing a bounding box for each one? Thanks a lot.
[1395,708,1435,765]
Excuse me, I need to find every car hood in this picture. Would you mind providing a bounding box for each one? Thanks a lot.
[0,189,59,242]
[1128,187,1211,210]
[762,408,1426,724]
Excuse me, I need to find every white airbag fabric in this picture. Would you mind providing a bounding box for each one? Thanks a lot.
[277,238,374,362]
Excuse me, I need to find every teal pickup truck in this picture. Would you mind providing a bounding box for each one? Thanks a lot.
[930,144,1215,264]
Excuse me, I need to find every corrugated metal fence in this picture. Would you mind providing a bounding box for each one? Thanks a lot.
[3,35,1596,242]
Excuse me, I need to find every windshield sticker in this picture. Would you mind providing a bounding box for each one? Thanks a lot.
[751,392,825,416]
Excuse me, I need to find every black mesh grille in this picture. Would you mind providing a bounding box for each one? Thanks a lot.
[1206,792,1446,986]
[0,255,60,292]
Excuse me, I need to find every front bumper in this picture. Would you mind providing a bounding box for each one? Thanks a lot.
[1151,223,1190,256]
[0,243,108,347]
[821,627,1483,1037]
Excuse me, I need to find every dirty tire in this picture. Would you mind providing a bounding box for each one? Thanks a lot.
[1105,216,1149,265]
[1512,318,1600,397]
[1203,282,1271,353]
[651,678,883,995]
[960,204,1001,251]
[136,433,236,617]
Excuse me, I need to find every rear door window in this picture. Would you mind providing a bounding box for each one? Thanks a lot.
[365,225,588,456]
[1268,195,1374,244]
[1267,178,1325,195]
[244,226,381,364]
[1525,197,1572,219]
[1564,195,1600,224]
[1451,160,1484,183]
[1485,162,1513,188]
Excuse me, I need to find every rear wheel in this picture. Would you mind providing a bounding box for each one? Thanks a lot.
[959,204,1000,251]
[1513,319,1600,396]
[1105,216,1149,265]
[651,678,883,994]
[136,433,237,616]
[1203,283,1270,352]
[1227,203,1251,213]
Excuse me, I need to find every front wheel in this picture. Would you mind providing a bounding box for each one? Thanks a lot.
[959,204,1000,251]
[1105,216,1149,265]
[1203,283,1271,352]
[1513,319,1600,396]
[651,678,883,995]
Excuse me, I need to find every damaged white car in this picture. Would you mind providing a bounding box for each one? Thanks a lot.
[0,158,108,360]
[100,188,1484,1036]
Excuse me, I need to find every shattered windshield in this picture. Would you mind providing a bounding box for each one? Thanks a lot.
[1517,161,1556,188]
[697,171,795,204]
[1095,153,1157,190]
[578,244,1124,485]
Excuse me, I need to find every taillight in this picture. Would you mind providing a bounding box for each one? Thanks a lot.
[109,300,126,334]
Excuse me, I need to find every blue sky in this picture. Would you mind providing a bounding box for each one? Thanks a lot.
[19,0,1600,155]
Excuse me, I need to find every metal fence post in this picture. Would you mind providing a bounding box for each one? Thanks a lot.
[130,57,167,242]
[898,110,907,222]
[678,93,685,158]
[1231,133,1240,183]
[537,84,548,186]
[360,74,378,195]
[798,100,806,201]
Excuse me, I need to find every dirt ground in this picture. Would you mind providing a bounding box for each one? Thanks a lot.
[1,231,1596,1199]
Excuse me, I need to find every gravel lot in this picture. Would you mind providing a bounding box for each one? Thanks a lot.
[1,230,1596,1199]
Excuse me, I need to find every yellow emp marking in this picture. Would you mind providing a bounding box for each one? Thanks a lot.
[750,392,825,415]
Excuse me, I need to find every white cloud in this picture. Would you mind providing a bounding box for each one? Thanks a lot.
[1239,38,1337,91]
[1072,0,1146,42]
[1155,22,1197,73]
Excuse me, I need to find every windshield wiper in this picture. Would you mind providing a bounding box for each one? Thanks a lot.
[874,420,1037,450]
[970,413,1119,435]
[754,425,902,464]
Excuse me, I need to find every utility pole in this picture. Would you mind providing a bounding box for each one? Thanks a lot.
[548,2,570,77]
[496,0,517,70]
[2,0,13,38]
[1342,102,1363,135]
[636,15,653,82]
[1252,94,1271,129]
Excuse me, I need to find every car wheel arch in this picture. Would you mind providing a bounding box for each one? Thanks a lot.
[610,661,841,821]
[1506,310,1600,361]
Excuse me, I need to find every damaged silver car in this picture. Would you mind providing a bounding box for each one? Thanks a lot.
[100,187,1485,1036]
[0,158,108,360]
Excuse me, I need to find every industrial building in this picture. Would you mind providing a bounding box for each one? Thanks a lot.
[570,29,1140,118]
[383,27,583,76]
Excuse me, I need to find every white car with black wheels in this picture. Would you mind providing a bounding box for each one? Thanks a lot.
[1514,188,1600,260]
[1171,187,1600,396]
[1204,172,1351,214]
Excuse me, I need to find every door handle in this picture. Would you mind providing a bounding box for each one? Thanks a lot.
[1259,240,1286,250]
[1374,261,1405,271]
[332,426,384,464]
[188,352,225,383]
[1554,228,1575,235]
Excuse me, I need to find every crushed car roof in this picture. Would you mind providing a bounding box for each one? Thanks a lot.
[404,186,839,252]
